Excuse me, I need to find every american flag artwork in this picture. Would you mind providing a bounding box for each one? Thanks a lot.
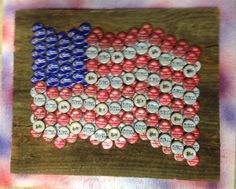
[30,22,201,166]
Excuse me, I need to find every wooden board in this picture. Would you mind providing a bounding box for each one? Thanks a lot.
[11,9,220,181]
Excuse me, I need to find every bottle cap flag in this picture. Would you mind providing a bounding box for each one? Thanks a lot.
[30,22,202,166]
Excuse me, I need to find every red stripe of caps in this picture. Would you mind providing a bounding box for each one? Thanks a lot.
[183,133,196,146]
[172,71,185,83]
[35,81,47,93]
[112,38,125,51]
[45,113,57,126]
[135,55,148,68]
[58,113,70,126]
[187,155,200,166]
[135,81,148,94]
[122,60,135,72]
[184,105,196,118]
[84,85,97,97]
[116,32,127,39]
[70,109,83,122]
[159,119,172,133]
[146,114,159,127]
[160,66,173,79]
[86,33,99,45]
[137,29,149,41]
[127,132,139,144]
[110,64,123,76]
[185,51,198,64]
[147,87,160,100]
[54,137,66,149]
[122,86,135,98]
[109,89,121,102]
[84,110,96,123]
[97,65,110,76]
[171,125,184,140]
[86,59,99,72]
[115,137,127,149]
[97,90,109,102]
[99,37,111,50]
[125,34,137,46]
[60,88,72,100]
[189,45,201,57]
[134,107,147,121]
[150,139,161,148]
[72,83,84,95]
[46,87,59,99]
[159,93,172,106]
[149,33,162,46]
[91,27,103,39]
[108,115,121,127]
[95,116,108,128]
[34,107,46,119]
[122,112,134,125]
[171,99,184,112]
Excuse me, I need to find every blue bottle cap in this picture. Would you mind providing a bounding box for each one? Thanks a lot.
[72,73,84,83]
[33,69,46,80]
[32,36,42,45]
[34,28,46,40]
[79,23,91,35]
[31,75,40,84]
[72,47,85,57]
[72,60,84,70]
[57,32,67,39]
[58,37,71,48]
[32,62,39,72]
[60,64,73,75]
[34,42,47,54]
[46,47,58,60]
[72,32,85,44]
[68,28,79,38]
[46,34,58,47]
[32,49,40,59]
[46,27,55,35]
[58,50,71,61]
[46,61,59,73]
[46,75,59,87]
[32,22,44,32]
[60,76,73,88]
[35,56,47,68]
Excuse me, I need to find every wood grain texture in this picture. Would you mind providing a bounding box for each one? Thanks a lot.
[12,9,220,181]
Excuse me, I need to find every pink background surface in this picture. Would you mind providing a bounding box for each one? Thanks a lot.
[1,0,236,188]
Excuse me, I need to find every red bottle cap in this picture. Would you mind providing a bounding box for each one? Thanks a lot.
[110,64,123,76]
[95,116,108,128]
[185,51,198,64]
[78,131,89,140]
[30,128,42,138]
[135,81,147,94]
[97,65,110,76]
[160,66,172,79]
[44,113,57,126]
[91,27,103,39]
[125,34,137,46]
[147,60,160,73]
[160,41,173,53]
[193,127,200,139]
[134,107,147,121]
[122,86,135,98]
[66,133,78,144]
[150,139,161,148]
[109,89,121,102]
[60,88,72,100]
[147,87,160,100]
[97,90,109,102]
[72,83,83,95]
[159,119,172,133]
[84,110,96,123]
[187,155,200,166]
[112,38,125,51]
[34,107,46,119]
[174,154,185,162]
[102,138,113,150]
[137,29,149,41]
[115,137,127,149]
[176,39,189,49]
[173,45,187,58]
[58,113,70,126]
[139,133,148,141]
[34,81,47,93]
[149,33,162,46]
[183,78,196,91]
[159,93,172,106]
[70,109,83,121]
[183,133,196,146]
[162,146,172,155]
[135,55,148,68]
[192,74,201,85]
[184,105,196,119]
[53,137,66,149]
[46,87,59,99]
[165,35,176,45]
[104,32,115,43]
[154,28,165,38]
[108,115,121,127]
[146,114,159,127]
[171,125,184,140]
[122,60,135,72]
[172,71,185,83]
[171,99,184,112]
[84,85,97,97]
[127,132,139,144]
[89,134,100,145]
[189,45,201,57]
[86,33,99,45]
[122,112,134,125]
[99,37,111,50]
[193,100,200,112]
[86,59,99,72]
[141,23,153,34]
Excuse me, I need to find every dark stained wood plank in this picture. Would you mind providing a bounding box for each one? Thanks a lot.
[11,8,219,181]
